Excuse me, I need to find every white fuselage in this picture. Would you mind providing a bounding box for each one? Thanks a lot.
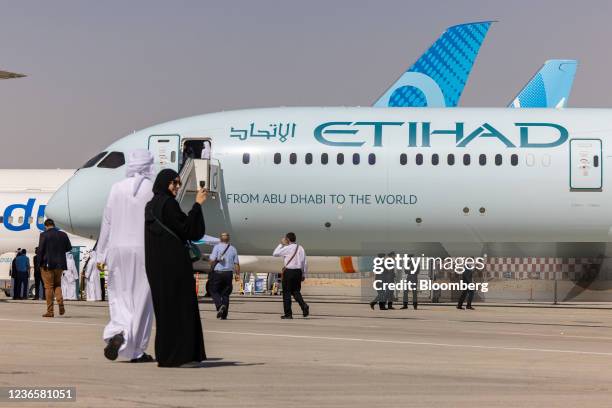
[0,170,94,251]
[47,107,612,256]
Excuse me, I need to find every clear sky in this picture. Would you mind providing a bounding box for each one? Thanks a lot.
[1,0,611,168]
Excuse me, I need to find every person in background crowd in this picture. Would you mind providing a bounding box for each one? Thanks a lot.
[209,232,240,320]
[401,253,419,310]
[38,219,72,317]
[100,264,106,301]
[84,250,102,301]
[13,249,30,300]
[457,267,476,310]
[385,251,397,310]
[10,248,21,299]
[370,253,389,310]
[61,252,79,301]
[273,232,309,319]
[201,140,211,160]
[33,247,44,300]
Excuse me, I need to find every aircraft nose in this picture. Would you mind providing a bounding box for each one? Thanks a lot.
[46,180,72,232]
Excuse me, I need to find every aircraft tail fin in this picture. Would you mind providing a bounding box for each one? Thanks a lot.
[509,60,577,108]
[373,21,493,108]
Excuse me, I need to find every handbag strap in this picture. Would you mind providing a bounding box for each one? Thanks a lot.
[220,243,231,258]
[149,207,186,246]
[211,243,232,271]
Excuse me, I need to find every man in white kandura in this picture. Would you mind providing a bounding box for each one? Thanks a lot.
[98,149,155,363]
[84,250,102,301]
[61,252,79,300]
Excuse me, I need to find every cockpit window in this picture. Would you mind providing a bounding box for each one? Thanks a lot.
[80,152,107,169]
[97,152,125,169]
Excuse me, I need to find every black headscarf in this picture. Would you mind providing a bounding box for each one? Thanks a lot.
[152,168,179,196]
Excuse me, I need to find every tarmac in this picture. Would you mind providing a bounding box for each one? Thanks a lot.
[2,295,612,407]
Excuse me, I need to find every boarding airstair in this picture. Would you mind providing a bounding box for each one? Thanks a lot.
[177,157,220,203]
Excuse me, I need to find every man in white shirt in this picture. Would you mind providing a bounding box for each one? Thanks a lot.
[272,232,309,319]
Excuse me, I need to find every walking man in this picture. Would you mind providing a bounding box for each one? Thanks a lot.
[273,232,309,319]
[209,232,240,320]
[457,267,476,310]
[33,247,44,300]
[98,149,155,362]
[370,253,391,310]
[38,219,72,317]
[401,253,419,310]
[13,249,30,300]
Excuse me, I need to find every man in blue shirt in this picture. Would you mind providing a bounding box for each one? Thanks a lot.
[209,232,240,320]
[13,249,30,300]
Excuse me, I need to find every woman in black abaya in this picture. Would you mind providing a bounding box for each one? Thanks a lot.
[144,168,207,367]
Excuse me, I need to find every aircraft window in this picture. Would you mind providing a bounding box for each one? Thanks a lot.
[495,154,502,166]
[274,153,281,164]
[463,154,471,165]
[97,152,125,169]
[305,153,313,165]
[337,153,345,165]
[368,153,376,165]
[18,216,23,223]
[447,154,455,166]
[0,216,3,223]
[510,154,518,166]
[526,153,535,167]
[242,153,250,164]
[479,154,486,166]
[80,152,108,169]
[352,153,360,165]
[8,216,13,223]
[37,216,44,224]
[431,154,439,166]
[400,153,407,165]
[28,217,33,224]
[321,153,328,165]
[542,154,551,167]
[290,153,297,165]
[416,154,423,165]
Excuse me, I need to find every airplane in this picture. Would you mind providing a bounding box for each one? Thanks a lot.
[4,23,582,275]
[47,104,609,262]
[0,70,26,80]
[0,170,95,294]
[0,21,494,271]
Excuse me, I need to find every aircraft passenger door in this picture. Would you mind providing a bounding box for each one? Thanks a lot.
[570,138,602,190]
[148,135,180,172]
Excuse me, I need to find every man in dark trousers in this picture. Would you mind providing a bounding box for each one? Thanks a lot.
[14,249,30,300]
[10,248,21,299]
[209,232,240,320]
[33,247,44,300]
[38,219,72,317]
[273,232,309,319]
[401,254,419,310]
[370,253,392,310]
[457,267,475,310]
